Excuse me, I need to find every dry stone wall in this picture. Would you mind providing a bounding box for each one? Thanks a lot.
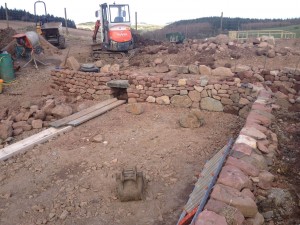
[50,69,259,115]
[50,66,300,114]
[50,69,126,101]
[194,88,277,225]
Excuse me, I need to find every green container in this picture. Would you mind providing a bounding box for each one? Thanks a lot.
[166,32,185,44]
[0,53,15,83]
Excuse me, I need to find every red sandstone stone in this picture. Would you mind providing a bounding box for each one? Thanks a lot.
[195,210,227,225]
[127,93,140,98]
[232,143,253,156]
[251,103,272,113]
[245,121,268,134]
[226,156,260,177]
[241,188,255,200]
[217,165,252,191]
[245,212,265,225]
[249,110,273,125]
[258,171,275,190]
[257,140,270,154]
[205,199,245,225]
[211,184,258,217]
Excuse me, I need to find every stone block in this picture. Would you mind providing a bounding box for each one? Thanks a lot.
[226,156,260,177]
[66,56,80,71]
[205,199,245,225]
[217,165,252,191]
[195,210,227,225]
[211,184,258,217]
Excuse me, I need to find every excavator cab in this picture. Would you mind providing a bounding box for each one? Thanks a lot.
[92,2,134,59]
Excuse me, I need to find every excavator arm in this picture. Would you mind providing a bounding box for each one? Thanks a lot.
[92,20,101,43]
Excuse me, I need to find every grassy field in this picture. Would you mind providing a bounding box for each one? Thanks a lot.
[76,21,300,38]
[268,24,300,38]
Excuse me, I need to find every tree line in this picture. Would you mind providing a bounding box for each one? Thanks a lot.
[142,17,300,41]
[0,6,76,29]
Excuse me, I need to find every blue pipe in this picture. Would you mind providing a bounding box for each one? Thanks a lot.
[190,138,234,225]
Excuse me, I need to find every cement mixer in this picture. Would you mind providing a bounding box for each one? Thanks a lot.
[13,31,43,58]
[13,31,47,69]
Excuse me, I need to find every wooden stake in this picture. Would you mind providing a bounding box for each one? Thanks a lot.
[5,3,9,28]
[135,12,137,31]
[64,8,69,35]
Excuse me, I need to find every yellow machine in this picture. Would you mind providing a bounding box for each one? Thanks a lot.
[34,1,65,49]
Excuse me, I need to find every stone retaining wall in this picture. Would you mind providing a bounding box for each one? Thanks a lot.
[51,69,259,115]
[194,88,277,225]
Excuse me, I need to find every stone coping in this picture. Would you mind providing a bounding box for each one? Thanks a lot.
[194,87,277,225]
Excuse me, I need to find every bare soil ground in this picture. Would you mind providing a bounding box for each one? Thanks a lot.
[0,21,244,225]
[0,104,242,225]
[0,21,299,225]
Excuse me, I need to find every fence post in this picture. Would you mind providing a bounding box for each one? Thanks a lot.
[64,8,69,35]
[220,12,223,34]
[135,12,137,31]
[5,3,9,28]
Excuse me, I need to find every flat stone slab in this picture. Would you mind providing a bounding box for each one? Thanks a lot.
[235,135,257,150]
[106,80,129,88]
[240,127,267,140]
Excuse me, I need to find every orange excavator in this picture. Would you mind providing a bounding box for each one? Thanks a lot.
[92,2,134,59]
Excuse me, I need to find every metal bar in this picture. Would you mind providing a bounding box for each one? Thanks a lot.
[177,211,186,225]
[190,138,234,225]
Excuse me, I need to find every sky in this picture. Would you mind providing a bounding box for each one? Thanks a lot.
[1,0,300,25]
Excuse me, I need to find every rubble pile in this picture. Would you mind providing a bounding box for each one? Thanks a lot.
[0,28,16,50]
[0,95,78,148]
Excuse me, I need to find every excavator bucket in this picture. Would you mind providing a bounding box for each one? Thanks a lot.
[116,167,145,202]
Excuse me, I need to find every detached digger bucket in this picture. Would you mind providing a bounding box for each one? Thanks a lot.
[116,167,145,202]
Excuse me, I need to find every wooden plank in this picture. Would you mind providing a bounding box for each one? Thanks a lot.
[50,98,118,128]
[68,100,126,127]
[0,126,72,161]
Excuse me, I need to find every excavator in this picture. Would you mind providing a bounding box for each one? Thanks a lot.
[92,2,134,60]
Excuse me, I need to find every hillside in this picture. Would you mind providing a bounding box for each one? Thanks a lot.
[142,17,300,41]
[76,21,163,31]
[269,24,300,38]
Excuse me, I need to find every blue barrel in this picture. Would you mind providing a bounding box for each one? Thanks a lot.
[0,53,15,83]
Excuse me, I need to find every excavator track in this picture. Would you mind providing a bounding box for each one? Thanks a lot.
[91,43,126,60]
[92,50,126,60]
[91,45,136,61]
